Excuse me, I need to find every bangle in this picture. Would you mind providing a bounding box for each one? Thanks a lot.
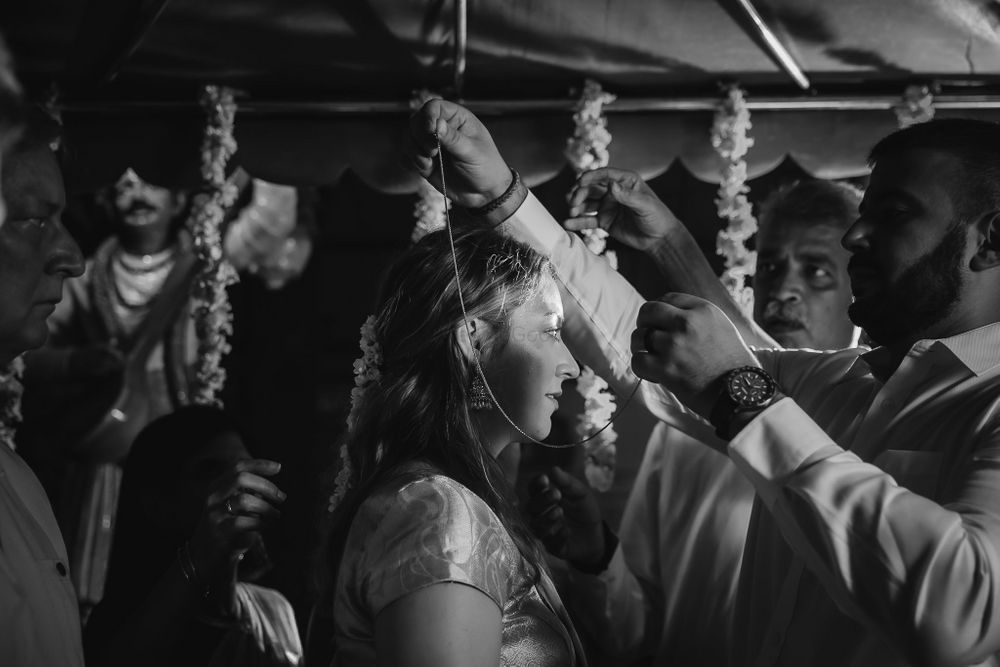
[177,541,210,598]
[467,168,521,217]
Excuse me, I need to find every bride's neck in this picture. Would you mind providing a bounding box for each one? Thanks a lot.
[475,414,513,459]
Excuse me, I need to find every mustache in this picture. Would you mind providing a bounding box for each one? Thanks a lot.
[117,197,157,214]
[761,300,805,327]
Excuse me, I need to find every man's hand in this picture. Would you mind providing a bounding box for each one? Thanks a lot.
[632,293,759,418]
[188,460,285,582]
[525,467,607,570]
[565,167,683,252]
[405,99,513,209]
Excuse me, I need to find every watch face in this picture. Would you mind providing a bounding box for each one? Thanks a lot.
[726,367,776,408]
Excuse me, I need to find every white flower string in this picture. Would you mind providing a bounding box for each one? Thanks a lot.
[711,84,757,318]
[410,90,450,242]
[575,367,618,491]
[327,316,381,512]
[0,356,25,451]
[565,79,619,491]
[190,85,240,407]
[894,85,935,128]
[565,79,618,262]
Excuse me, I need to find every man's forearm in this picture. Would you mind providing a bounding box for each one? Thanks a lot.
[647,229,777,349]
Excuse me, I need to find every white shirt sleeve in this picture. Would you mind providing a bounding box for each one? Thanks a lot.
[729,396,1000,664]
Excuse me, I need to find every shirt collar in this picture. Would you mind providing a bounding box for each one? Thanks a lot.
[930,322,1000,376]
[856,321,1000,381]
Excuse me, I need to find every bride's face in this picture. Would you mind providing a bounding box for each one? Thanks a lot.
[481,276,579,447]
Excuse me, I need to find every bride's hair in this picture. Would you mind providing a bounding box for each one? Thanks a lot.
[323,226,552,589]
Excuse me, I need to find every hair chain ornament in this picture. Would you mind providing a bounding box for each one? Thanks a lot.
[436,134,639,448]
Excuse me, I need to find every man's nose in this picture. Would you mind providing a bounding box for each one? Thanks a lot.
[769,266,803,303]
[46,219,84,278]
[842,216,870,252]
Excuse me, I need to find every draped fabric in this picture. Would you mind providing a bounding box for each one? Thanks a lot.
[7,0,1000,190]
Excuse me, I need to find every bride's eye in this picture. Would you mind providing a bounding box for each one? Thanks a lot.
[547,328,562,342]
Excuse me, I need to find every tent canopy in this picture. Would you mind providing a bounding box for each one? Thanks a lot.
[5,0,1000,189]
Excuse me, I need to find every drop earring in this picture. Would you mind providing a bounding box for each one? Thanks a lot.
[469,371,493,411]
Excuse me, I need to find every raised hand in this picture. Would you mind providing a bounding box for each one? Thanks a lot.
[565,167,683,252]
[405,98,514,209]
[526,467,606,570]
[632,293,759,417]
[187,458,286,589]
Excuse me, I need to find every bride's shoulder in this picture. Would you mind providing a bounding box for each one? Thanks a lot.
[346,466,519,613]
[361,465,502,532]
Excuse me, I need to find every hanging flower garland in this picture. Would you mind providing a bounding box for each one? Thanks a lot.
[711,84,757,317]
[0,356,25,451]
[328,315,381,512]
[574,367,618,491]
[894,85,935,128]
[410,89,450,243]
[565,79,618,263]
[565,79,618,492]
[190,85,240,407]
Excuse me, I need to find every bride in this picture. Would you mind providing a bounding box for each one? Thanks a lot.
[309,226,585,666]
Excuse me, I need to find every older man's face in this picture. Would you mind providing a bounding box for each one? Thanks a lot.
[0,145,84,363]
[752,218,857,350]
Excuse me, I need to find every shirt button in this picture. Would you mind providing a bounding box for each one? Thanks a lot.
[56,562,67,577]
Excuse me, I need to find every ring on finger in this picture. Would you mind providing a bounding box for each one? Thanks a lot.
[225,497,237,516]
[643,327,657,353]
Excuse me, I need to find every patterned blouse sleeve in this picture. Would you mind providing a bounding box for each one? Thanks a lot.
[357,477,515,617]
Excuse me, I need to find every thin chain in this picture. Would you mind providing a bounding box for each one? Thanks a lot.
[435,134,641,448]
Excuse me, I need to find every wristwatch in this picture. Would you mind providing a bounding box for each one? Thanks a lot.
[709,365,778,440]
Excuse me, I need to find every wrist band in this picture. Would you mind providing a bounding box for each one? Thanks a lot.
[467,168,520,217]
[177,541,210,598]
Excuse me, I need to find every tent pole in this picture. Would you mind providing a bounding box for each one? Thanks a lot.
[724,0,810,91]
[453,0,467,97]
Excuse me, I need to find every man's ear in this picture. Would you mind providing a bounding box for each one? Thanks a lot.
[971,210,1000,272]
[455,317,491,361]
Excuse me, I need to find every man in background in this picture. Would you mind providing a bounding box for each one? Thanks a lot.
[0,39,88,664]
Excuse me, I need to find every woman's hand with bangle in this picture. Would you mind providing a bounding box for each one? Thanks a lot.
[405,98,513,209]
